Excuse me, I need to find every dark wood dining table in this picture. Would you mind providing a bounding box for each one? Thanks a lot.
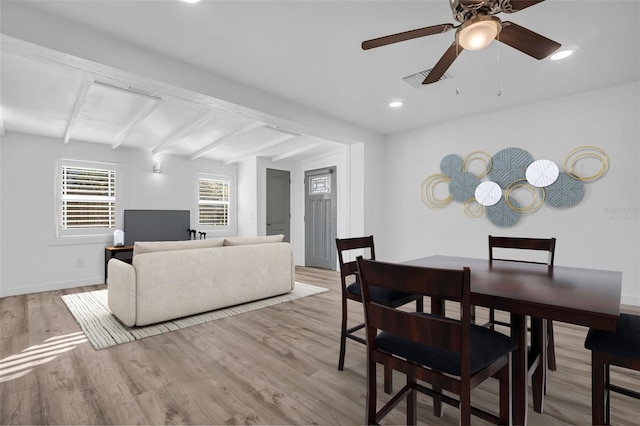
[404,255,623,425]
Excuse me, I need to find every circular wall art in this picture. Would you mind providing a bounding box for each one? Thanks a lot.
[526,159,559,187]
[449,171,480,202]
[563,145,610,181]
[488,147,535,188]
[464,199,485,218]
[463,151,492,178]
[474,181,502,206]
[486,197,521,227]
[422,146,608,227]
[420,174,453,209]
[544,172,585,208]
[504,179,545,213]
[440,154,464,177]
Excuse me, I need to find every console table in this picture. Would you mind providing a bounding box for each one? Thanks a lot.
[104,246,133,283]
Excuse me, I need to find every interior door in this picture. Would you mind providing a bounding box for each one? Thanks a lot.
[305,167,337,269]
[266,168,290,242]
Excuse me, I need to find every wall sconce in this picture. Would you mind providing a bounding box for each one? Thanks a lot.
[153,160,162,174]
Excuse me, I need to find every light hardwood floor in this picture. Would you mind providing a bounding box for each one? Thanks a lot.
[1,266,638,425]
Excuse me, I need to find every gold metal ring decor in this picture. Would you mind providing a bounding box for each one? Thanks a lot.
[462,151,492,178]
[422,146,609,227]
[563,145,610,181]
[463,198,485,218]
[420,174,452,209]
[504,179,545,213]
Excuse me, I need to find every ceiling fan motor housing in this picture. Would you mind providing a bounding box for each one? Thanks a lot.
[450,0,510,23]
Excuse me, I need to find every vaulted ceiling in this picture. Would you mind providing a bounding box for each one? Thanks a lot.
[1,0,639,164]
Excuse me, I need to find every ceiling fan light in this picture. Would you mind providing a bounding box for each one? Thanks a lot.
[457,16,502,51]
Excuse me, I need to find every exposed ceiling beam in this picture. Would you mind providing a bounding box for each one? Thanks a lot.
[270,141,325,162]
[152,109,218,155]
[222,134,296,165]
[63,78,91,143]
[112,98,161,150]
[190,121,264,160]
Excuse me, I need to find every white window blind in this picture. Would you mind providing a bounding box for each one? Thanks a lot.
[198,178,229,226]
[61,165,116,229]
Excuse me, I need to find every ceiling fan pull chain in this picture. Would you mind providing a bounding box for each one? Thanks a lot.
[496,33,502,96]
[455,43,460,95]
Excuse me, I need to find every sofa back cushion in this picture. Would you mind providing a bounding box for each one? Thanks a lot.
[133,238,225,256]
[223,234,285,246]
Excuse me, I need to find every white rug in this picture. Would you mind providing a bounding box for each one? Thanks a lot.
[61,282,328,350]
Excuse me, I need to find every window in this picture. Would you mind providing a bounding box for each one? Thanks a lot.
[55,159,120,240]
[198,177,230,226]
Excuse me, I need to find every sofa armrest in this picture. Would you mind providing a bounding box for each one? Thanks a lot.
[107,258,137,326]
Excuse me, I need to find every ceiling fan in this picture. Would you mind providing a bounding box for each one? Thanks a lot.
[362,0,561,85]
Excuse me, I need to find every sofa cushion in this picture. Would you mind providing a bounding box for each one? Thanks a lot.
[133,238,225,256]
[223,234,285,246]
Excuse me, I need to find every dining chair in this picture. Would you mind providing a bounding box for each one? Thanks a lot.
[486,235,558,372]
[356,256,516,425]
[336,236,423,393]
[584,313,640,425]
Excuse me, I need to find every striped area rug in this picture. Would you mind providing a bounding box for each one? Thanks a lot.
[61,282,329,350]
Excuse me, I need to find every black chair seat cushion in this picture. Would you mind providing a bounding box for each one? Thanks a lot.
[347,282,416,306]
[584,313,640,359]
[375,313,518,376]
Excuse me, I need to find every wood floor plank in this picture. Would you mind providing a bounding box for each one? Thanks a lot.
[0,265,638,425]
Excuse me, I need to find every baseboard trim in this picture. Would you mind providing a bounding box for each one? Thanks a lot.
[0,276,103,298]
[621,294,640,307]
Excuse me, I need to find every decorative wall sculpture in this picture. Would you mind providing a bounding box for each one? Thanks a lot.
[420,146,609,227]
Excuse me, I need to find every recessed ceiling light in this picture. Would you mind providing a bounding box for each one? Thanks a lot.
[389,101,403,108]
[181,0,201,3]
[550,49,574,61]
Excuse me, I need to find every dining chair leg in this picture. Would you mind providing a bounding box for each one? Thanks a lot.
[460,379,472,426]
[406,375,417,425]
[365,358,377,425]
[547,321,557,371]
[499,354,512,425]
[529,318,547,413]
[384,366,393,394]
[338,297,348,370]
[531,318,546,413]
[604,362,611,425]
[489,308,496,331]
[591,351,607,425]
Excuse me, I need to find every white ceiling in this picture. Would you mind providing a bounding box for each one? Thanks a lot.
[1,0,639,163]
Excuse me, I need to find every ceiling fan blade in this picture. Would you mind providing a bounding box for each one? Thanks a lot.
[498,22,560,59]
[422,42,463,85]
[362,24,455,50]
[503,0,545,12]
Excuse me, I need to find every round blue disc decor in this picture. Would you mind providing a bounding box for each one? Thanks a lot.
[488,147,535,188]
[448,171,480,202]
[544,172,585,208]
[440,154,464,177]
[486,197,521,227]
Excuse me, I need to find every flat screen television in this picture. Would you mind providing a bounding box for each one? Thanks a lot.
[123,210,190,246]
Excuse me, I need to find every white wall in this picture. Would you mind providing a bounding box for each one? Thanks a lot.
[379,82,640,305]
[0,132,237,297]
[237,157,258,237]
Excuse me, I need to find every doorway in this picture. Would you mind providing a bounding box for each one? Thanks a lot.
[266,168,291,242]
[304,166,337,269]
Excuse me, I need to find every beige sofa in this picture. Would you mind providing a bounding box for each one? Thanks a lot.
[107,235,294,326]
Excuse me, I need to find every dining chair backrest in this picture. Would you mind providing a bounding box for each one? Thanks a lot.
[356,257,514,424]
[357,257,472,367]
[489,235,556,266]
[336,236,375,286]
